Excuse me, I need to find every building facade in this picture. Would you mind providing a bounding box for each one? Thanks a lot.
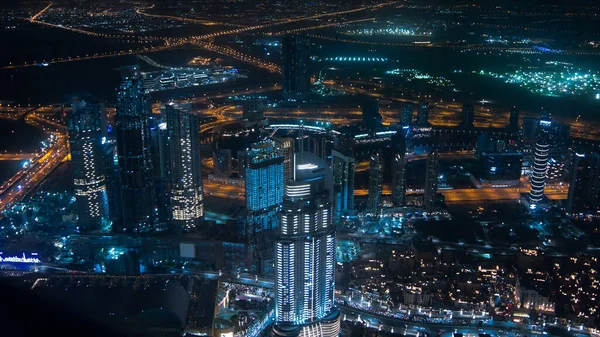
[567,151,600,212]
[274,137,295,184]
[69,98,110,231]
[423,150,439,212]
[213,149,232,178]
[461,103,475,129]
[417,100,430,126]
[367,151,383,214]
[245,140,285,274]
[166,103,204,231]
[529,119,552,205]
[331,149,355,223]
[115,66,155,233]
[282,34,311,101]
[274,151,339,337]
[391,132,408,206]
[509,105,520,130]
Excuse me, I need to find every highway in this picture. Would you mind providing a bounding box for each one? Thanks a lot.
[0,44,180,70]
[203,180,244,200]
[30,2,53,21]
[191,41,281,73]
[353,186,568,201]
[441,187,567,202]
[135,4,244,27]
[0,113,69,216]
[0,153,36,161]
[270,17,376,36]
[0,133,68,214]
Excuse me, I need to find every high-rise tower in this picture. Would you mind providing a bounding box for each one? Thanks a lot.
[68,98,110,231]
[115,66,155,233]
[401,102,413,126]
[274,137,295,184]
[417,100,430,126]
[566,151,600,212]
[245,140,285,274]
[331,149,355,223]
[461,103,475,129]
[282,34,311,101]
[528,118,552,205]
[423,149,439,212]
[274,151,339,337]
[166,103,204,231]
[509,105,520,130]
[391,132,408,206]
[367,151,383,213]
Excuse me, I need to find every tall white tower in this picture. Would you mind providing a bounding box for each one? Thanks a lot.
[274,152,340,337]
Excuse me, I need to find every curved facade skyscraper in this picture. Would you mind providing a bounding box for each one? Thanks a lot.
[529,119,551,204]
[274,152,339,337]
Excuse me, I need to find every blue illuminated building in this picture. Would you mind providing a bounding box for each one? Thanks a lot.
[245,140,285,274]
[274,152,339,337]
[68,97,110,231]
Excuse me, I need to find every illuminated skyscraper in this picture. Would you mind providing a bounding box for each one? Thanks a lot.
[417,100,430,126]
[423,149,439,212]
[461,103,475,129]
[566,151,600,212]
[367,151,383,213]
[274,137,295,184]
[116,66,155,233]
[245,140,285,273]
[529,118,552,205]
[331,149,355,223]
[391,132,408,206]
[68,98,110,231]
[282,34,311,101]
[274,152,339,337]
[149,116,170,225]
[166,103,204,231]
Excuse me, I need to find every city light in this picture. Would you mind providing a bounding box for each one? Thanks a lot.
[479,63,600,98]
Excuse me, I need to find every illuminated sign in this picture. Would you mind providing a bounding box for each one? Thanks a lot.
[0,252,41,264]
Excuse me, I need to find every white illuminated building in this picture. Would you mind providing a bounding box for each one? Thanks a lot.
[529,119,551,205]
[166,103,203,231]
[274,152,340,337]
